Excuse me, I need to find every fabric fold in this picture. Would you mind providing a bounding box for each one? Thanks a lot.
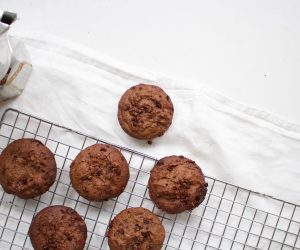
[1,32,299,205]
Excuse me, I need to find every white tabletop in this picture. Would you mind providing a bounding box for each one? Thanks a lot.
[1,0,300,124]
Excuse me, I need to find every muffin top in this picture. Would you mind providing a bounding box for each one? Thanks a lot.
[107,207,165,250]
[148,155,207,214]
[118,83,174,140]
[0,138,57,199]
[29,205,87,250]
[70,143,129,201]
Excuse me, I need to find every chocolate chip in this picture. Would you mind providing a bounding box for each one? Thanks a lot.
[147,140,152,145]
[113,167,121,176]
[155,101,161,108]
[141,231,151,238]
[21,178,28,185]
[167,166,173,171]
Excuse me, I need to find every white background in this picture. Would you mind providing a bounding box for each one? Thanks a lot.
[1,0,300,124]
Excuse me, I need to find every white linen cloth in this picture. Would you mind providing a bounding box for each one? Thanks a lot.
[1,33,300,206]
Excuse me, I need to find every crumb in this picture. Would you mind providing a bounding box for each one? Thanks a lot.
[147,140,152,145]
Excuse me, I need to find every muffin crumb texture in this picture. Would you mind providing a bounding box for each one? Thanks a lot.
[29,205,87,250]
[118,83,174,140]
[148,155,207,214]
[107,207,165,250]
[0,138,57,199]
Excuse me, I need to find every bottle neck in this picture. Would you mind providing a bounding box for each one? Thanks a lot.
[0,23,9,36]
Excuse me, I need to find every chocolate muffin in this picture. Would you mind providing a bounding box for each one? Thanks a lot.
[0,138,57,199]
[148,155,207,214]
[70,143,129,201]
[107,207,165,250]
[29,205,87,250]
[118,83,174,140]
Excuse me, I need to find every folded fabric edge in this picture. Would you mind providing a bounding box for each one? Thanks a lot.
[11,31,300,139]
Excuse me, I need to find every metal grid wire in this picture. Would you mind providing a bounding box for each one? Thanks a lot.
[0,108,299,250]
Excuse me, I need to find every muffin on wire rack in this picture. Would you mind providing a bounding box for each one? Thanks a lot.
[0,138,57,199]
[29,205,87,250]
[148,155,208,214]
[70,143,129,201]
[107,207,165,250]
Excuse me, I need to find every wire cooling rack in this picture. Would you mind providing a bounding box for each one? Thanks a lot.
[0,108,299,250]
